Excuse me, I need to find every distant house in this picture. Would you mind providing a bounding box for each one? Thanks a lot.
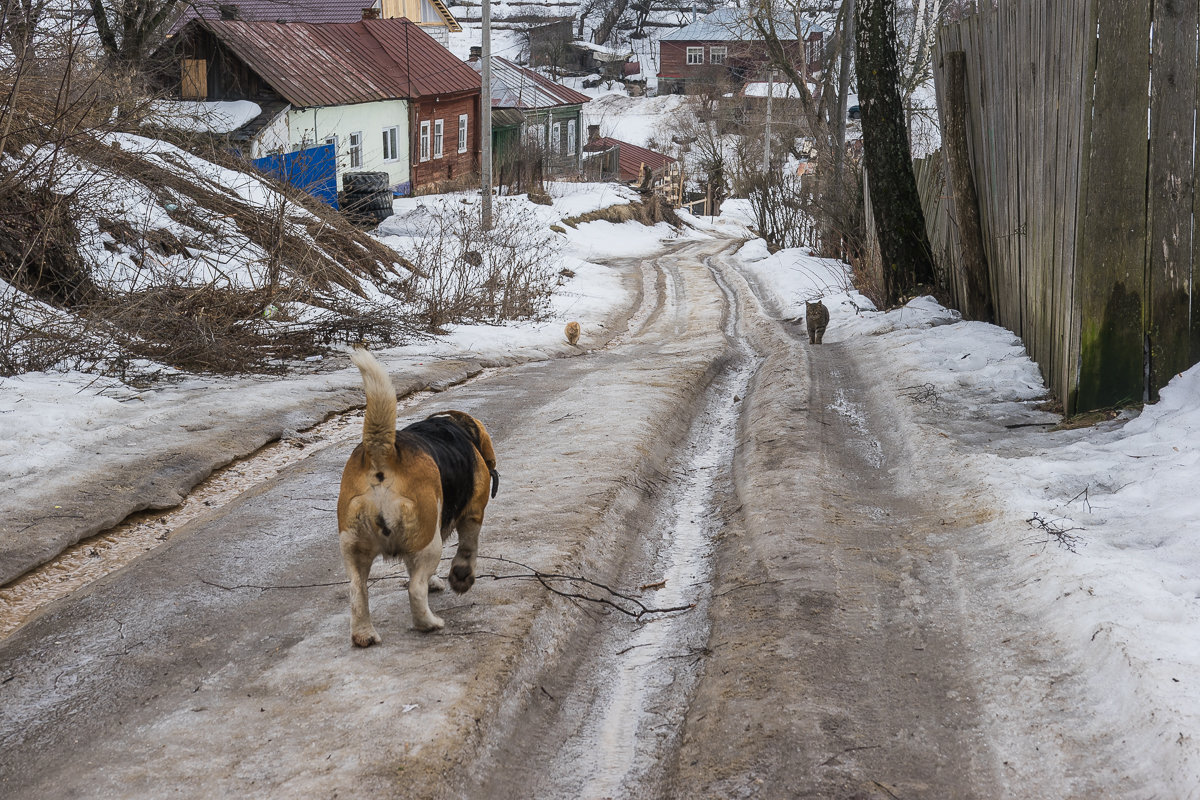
[657,7,826,94]
[165,18,481,195]
[170,0,462,47]
[470,55,590,178]
[526,17,633,79]
[582,127,676,184]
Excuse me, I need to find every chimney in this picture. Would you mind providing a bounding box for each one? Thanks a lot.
[218,3,240,19]
[469,45,482,62]
[362,7,380,19]
[587,124,601,143]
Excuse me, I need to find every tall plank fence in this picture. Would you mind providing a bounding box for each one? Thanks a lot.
[918,0,1198,413]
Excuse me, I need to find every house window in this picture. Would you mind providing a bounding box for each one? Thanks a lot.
[709,46,727,65]
[382,126,400,161]
[551,121,562,154]
[686,47,704,65]
[433,119,444,158]
[458,114,468,153]
[348,131,363,168]
[567,119,576,155]
[419,120,430,161]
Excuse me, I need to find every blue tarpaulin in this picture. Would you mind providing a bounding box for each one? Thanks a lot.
[251,144,338,209]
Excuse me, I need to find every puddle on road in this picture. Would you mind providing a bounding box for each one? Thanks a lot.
[552,355,756,799]
[0,383,452,640]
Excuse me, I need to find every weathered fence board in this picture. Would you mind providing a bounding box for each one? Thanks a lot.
[1148,0,1198,392]
[914,0,1200,413]
[1074,0,1150,410]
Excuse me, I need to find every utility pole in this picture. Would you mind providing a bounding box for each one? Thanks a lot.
[763,69,774,173]
[481,0,493,230]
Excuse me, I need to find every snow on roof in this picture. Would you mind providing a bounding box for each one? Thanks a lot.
[145,100,263,134]
[742,81,816,99]
[661,6,825,42]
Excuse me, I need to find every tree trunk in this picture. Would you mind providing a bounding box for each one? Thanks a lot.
[856,0,936,303]
[592,0,629,46]
[942,49,992,322]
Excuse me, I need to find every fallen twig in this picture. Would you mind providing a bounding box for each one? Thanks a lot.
[477,555,695,619]
[1025,513,1084,553]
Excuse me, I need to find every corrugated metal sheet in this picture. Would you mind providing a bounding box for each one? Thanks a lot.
[172,0,385,31]
[184,18,479,107]
[471,57,590,110]
[172,0,461,33]
[660,7,823,42]
[582,136,674,182]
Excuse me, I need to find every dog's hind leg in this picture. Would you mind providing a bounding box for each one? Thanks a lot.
[340,532,381,647]
[404,535,446,631]
[449,512,483,594]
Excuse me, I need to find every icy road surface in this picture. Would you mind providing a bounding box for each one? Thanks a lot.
[0,236,1145,798]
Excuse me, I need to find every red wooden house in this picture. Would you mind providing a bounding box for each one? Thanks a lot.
[657,7,826,95]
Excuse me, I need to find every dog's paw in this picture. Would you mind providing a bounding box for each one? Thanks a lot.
[449,565,475,594]
[428,575,447,593]
[413,614,445,632]
[352,630,381,648]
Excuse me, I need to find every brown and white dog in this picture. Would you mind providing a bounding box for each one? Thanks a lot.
[337,348,498,645]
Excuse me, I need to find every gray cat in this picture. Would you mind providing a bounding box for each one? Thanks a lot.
[806,300,829,344]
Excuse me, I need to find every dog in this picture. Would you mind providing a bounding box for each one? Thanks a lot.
[564,320,581,346]
[337,347,498,645]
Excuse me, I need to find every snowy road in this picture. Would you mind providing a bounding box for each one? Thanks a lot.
[0,235,1147,797]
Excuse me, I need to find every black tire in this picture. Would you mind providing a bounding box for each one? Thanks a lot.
[366,192,394,212]
[343,171,389,194]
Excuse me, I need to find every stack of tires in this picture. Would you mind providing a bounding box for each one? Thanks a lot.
[342,172,394,226]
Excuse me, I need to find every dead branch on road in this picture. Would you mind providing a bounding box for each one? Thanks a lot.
[198,557,698,621]
[476,556,695,620]
[899,383,939,405]
[1025,513,1084,553]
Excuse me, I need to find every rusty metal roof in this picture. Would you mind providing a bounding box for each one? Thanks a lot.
[471,57,590,110]
[171,0,461,34]
[181,18,479,107]
[582,136,675,182]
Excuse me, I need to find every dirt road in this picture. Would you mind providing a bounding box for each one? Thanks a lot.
[0,236,1141,798]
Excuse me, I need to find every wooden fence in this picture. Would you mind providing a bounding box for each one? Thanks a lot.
[919,0,1199,413]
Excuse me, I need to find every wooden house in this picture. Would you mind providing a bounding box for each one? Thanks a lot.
[470,55,590,178]
[657,7,825,94]
[166,18,481,195]
[581,127,676,184]
[170,0,461,47]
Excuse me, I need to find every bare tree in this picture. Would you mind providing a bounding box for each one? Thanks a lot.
[88,0,182,65]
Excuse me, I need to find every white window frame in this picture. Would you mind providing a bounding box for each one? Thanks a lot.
[348,131,363,168]
[433,119,444,159]
[551,121,562,155]
[686,46,704,65]
[709,46,727,65]
[566,119,576,155]
[458,113,468,153]
[419,120,430,161]
[382,125,400,162]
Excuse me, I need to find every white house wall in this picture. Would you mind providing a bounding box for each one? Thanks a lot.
[287,100,412,192]
[249,109,290,160]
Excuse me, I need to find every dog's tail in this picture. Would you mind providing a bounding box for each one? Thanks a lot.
[349,347,396,468]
